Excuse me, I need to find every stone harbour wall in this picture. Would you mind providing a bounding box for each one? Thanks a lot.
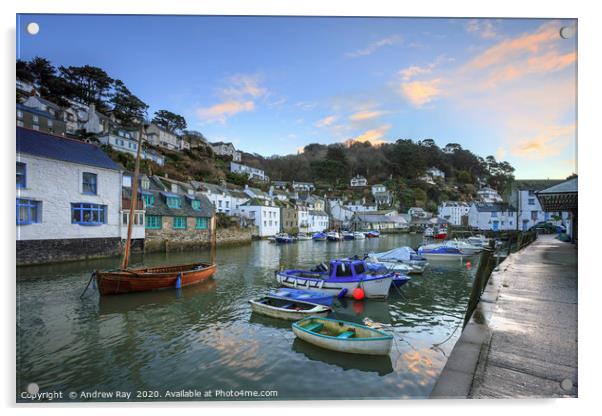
[144,225,255,253]
[16,237,122,266]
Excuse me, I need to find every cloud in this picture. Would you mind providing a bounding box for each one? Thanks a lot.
[315,115,337,127]
[349,110,386,122]
[196,73,266,123]
[400,79,443,107]
[346,35,402,58]
[345,124,391,146]
[465,19,499,40]
[196,100,255,124]
[400,65,433,82]
[485,51,575,87]
[510,124,575,159]
[496,147,507,160]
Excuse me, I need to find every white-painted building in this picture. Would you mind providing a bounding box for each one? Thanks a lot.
[244,185,271,201]
[239,199,281,237]
[328,201,355,225]
[292,181,315,192]
[297,205,310,232]
[477,186,503,203]
[350,174,368,187]
[228,189,251,215]
[16,127,121,243]
[231,162,268,181]
[146,123,180,150]
[438,201,471,226]
[408,207,430,218]
[308,210,329,233]
[194,182,233,214]
[510,180,569,231]
[211,142,242,162]
[468,202,517,231]
[98,129,165,166]
[371,184,392,206]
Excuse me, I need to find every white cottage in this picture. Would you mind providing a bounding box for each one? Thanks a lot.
[468,202,517,231]
[239,198,281,237]
[16,127,122,265]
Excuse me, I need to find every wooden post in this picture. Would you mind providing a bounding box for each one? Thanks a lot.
[121,123,145,270]
[463,243,494,328]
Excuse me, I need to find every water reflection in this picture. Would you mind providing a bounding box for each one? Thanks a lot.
[17,234,474,400]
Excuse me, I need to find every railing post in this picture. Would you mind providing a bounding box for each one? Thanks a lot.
[463,241,494,329]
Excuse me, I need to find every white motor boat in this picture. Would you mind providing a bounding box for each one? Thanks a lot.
[353,231,366,240]
[424,227,435,237]
[444,240,483,255]
[326,231,342,241]
[296,232,312,241]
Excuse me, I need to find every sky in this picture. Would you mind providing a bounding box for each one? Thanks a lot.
[17,14,577,179]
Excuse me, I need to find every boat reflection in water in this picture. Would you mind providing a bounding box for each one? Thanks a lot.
[291,338,393,376]
[97,279,217,316]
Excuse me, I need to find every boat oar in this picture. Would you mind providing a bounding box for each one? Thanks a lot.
[80,271,97,299]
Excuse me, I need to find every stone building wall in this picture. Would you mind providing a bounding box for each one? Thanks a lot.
[17,237,121,266]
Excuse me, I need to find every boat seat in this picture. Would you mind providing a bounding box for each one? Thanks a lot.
[303,322,324,333]
[337,331,355,339]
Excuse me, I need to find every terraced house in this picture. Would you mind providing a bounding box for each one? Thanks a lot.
[141,175,215,252]
[16,127,121,265]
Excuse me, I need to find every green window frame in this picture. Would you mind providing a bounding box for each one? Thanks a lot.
[191,200,201,210]
[173,216,187,229]
[145,215,162,229]
[196,217,208,230]
[166,196,181,208]
[142,194,154,207]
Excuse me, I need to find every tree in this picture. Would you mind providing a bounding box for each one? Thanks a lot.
[28,57,56,90]
[152,110,187,133]
[110,79,148,126]
[59,65,114,110]
[16,59,34,83]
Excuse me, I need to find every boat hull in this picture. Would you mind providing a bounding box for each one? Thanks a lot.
[392,275,411,287]
[269,288,334,306]
[276,272,392,299]
[419,253,466,260]
[95,262,217,295]
[249,299,330,321]
[292,317,393,356]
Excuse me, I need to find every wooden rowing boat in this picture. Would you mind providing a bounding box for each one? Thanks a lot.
[95,262,216,295]
[292,317,393,356]
[249,295,331,321]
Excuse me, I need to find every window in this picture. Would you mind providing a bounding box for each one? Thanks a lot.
[142,194,154,207]
[16,162,26,188]
[335,263,353,277]
[528,198,535,205]
[166,196,181,208]
[17,110,23,119]
[17,120,24,127]
[71,203,106,225]
[218,200,222,207]
[32,115,39,124]
[82,172,97,195]
[16,199,40,224]
[528,190,535,196]
[146,215,162,229]
[191,200,201,210]
[353,263,366,275]
[491,212,498,218]
[531,210,538,221]
[173,216,187,229]
[196,217,208,229]
[141,178,150,189]
[48,119,53,128]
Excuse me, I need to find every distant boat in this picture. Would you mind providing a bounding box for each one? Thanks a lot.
[249,296,331,321]
[275,259,394,299]
[296,232,312,241]
[365,230,380,238]
[312,232,327,241]
[444,239,483,255]
[434,228,448,239]
[269,287,334,306]
[353,231,366,240]
[369,246,428,274]
[326,231,342,241]
[292,317,393,356]
[342,231,355,240]
[423,227,434,237]
[275,233,295,244]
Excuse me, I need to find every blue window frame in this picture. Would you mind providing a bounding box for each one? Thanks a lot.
[196,217,208,229]
[166,196,181,208]
[82,172,98,195]
[142,194,154,207]
[145,215,162,229]
[71,203,106,225]
[16,199,40,225]
[191,200,201,210]
[16,162,26,188]
[173,216,187,229]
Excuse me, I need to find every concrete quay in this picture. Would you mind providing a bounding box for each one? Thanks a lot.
[431,235,578,399]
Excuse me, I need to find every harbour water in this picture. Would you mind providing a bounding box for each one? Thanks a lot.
[17,234,476,401]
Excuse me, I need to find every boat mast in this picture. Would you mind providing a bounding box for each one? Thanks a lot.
[121,123,145,270]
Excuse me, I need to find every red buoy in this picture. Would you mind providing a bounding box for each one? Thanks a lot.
[353,287,365,300]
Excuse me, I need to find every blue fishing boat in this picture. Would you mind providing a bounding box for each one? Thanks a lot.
[268,287,334,306]
[326,231,342,241]
[275,259,394,299]
[312,232,327,241]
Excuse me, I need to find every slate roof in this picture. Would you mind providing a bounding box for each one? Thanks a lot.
[537,177,578,194]
[141,186,214,218]
[16,127,119,171]
[309,210,329,217]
